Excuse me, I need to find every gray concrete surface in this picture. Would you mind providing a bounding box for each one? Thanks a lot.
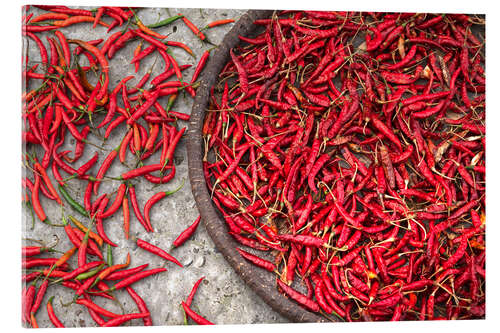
[23,6,287,327]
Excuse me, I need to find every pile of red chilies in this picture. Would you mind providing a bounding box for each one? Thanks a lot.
[202,11,485,321]
[22,5,233,327]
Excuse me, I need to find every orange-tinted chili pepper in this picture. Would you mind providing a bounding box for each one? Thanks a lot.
[135,17,168,39]
[54,15,110,28]
[164,40,194,57]
[179,14,206,40]
[205,19,235,29]
[30,12,69,23]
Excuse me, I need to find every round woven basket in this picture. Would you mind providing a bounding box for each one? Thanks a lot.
[187,10,327,323]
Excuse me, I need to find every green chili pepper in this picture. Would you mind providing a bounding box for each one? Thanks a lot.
[146,15,183,28]
[75,264,105,280]
[107,244,113,267]
[166,94,177,112]
[59,185,89,217]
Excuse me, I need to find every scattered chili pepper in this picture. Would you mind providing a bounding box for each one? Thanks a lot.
[181,301,214,325]
[173,215,202,248]
[136,238,183,267]
[46,296,64,328]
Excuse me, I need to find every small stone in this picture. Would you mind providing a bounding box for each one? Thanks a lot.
[174,155,184,165]
[183,256,193,267]
[223,283,233,294]
[193,256,205,267]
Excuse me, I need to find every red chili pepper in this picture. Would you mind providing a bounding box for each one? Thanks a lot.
[104,268,167,292]
[71,228,103,259]
[85,299,106,326]
[94,199,117,247]
[62,261,105,281]
[99,183,127,219]
[53,15,110,28]
[191,50,210,84]
[173,215,202,247]
[126,90,160,125]
[125,287,152,326]
[34,162,62,205]
[181,301,214,325]
[369,113,402,151]
[25,32,48,67]
[29,279,48,318]
[119,196,130,240]
[276,234,326,248]
[136,238,183,267]
[75,151,98,177]
[308,153,330,193]
[24,25,59,32]
[205,19,235,29]
[230,49,249,94]
[93,149,117,195]
[164,40,194,57]
[277,278,320,312]
[185,276,205,307]
[102,313,151,327]
[31,173,50,224]
[133,29,168,52]
[236,247,275,272]
[23,284,36,323]
[105,264,149,281]
[46,297,65,328]
[179,14,206,41]
[76,299,120,318]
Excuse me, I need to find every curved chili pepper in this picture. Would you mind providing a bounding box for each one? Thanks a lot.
[181,301,214,325]
[67,39,109,100]
[125,287,152,326]
[99,183,127,219]
[277,278,319,312]
[46,297,65,327]
[236,247,275,272]
[102,268,167,293]
[173,215,201,247]
[93,149,118,195]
